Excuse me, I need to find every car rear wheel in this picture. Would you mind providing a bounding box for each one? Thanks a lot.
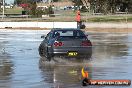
[45,48,52,61]
[39,46,52,61]
[39,46,44,57]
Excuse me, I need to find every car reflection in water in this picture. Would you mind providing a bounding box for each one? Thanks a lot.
[39,47,92,88]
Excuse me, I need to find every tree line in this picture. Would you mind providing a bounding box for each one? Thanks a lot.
[72,0,132,14]
[14,0,132,15]
[14,0,61,5]
[14,0,54,17]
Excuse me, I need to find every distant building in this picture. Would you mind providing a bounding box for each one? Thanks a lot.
[37,1,73,7]
[37,0,74,11]
[1,5,13,8]
[42,0,48,3]
[37,0,52,3]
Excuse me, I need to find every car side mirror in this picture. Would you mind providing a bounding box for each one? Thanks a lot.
[41,35,45,39]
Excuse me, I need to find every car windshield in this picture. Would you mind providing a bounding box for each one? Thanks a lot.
[53,30,86,39]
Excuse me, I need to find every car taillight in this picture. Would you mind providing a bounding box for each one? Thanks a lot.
[81,41,92,46]
[54,41,63,47]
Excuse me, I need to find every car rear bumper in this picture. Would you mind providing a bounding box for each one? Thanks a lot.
[49,46,92,57]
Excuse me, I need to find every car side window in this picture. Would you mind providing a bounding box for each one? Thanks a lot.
[77,30,85,36]
[45,32,52,40]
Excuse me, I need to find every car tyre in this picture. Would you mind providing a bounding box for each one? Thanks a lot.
[39,46,51,61]
[45,48,52,61]
[39,46,44,57]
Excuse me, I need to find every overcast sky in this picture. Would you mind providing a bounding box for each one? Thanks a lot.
[6,0,14,4]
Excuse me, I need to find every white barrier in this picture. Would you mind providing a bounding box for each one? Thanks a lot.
[85,22,132,28]
[1,22,131,29]
[0,22,77,28]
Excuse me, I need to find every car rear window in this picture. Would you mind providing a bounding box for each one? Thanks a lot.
[53,30,86,39]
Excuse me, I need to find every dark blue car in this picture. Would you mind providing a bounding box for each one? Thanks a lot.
[39,28,92,61]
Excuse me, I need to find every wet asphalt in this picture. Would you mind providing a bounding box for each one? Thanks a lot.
[0,29,132,88]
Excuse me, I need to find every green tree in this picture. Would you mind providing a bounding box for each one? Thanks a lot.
[0,1,2,12]
[53,0,59,2]
[81,0,132,14]
[128,0,132,12]
[72,0,83,10]
[14,0,31,5]
[29,1,37,16]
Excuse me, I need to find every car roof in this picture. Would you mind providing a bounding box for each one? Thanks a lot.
[51,28,79,31]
